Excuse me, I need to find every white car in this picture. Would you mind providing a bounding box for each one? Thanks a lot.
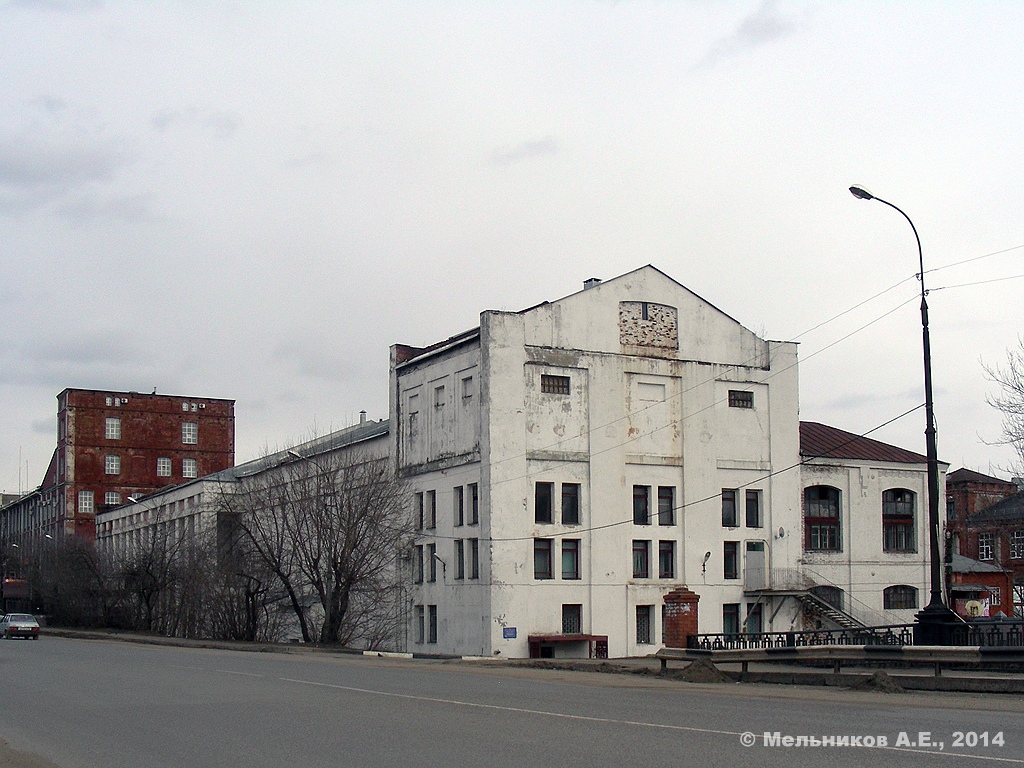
[0,613,40,640]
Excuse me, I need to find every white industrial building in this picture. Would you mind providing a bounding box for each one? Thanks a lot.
[392,266,814,658]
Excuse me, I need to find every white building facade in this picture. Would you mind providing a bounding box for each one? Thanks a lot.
[393,266,805,658]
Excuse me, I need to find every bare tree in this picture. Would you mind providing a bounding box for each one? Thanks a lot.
[222,447,410,647]
[985,338,1024,471]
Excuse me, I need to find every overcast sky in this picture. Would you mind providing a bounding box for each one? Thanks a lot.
[2,1,1022,494]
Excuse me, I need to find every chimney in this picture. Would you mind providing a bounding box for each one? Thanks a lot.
[583,277,602,290]
[359,410,367,425]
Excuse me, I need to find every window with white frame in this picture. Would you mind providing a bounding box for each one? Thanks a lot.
[157,457,172,477]
[78,490,94,515]
[978,532,994,561]
[105,492,121,506]
[105,417,121,440]
[989,586,1002,608]
[182,421,198,444]
[1011,530,1024,560]
[105,455,121,475]
[183,458,198,479]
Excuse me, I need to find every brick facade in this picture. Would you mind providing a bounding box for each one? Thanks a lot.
[662,586,700,649]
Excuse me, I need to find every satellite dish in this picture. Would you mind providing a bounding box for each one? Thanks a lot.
[965,600,983,617]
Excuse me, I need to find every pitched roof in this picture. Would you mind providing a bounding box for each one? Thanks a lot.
[970,491,1024,524]
[946,468,1014,486]
[799,421,929,464]
[951,552,1008,574]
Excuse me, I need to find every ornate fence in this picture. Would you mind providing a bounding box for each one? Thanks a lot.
[687,624,915,650]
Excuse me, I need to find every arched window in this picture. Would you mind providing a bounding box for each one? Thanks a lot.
[884,585,918,610]
[882,489,916,552]
[804,486,841,551]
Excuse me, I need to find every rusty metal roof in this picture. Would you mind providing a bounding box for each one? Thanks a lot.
[799,421,928,464]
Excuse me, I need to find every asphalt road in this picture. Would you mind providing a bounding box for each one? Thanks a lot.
[1,637,1022,768]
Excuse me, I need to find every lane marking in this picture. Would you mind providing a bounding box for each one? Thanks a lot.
[217,670,265,678]
[278,676,1024,763]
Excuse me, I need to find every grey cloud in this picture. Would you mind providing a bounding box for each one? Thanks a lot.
[0,333,153,389]
[695,0,796,69]
[272,340,364,383]
[31,419,53,435]
[32,95,68,113]
[0,136,127,190]
[491,136,560,166]
[152,107,240,139]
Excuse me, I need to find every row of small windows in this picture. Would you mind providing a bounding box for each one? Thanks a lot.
[414,540,481,582]
[103,418,199,444]
[104,456,197,479]
[803,486,918,553]
[416,485,480,530]
[722,489,762,528]
[531,538,677,581]
[978,530,1024,561]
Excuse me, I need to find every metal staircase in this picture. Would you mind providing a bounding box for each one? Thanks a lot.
[796,591,867,630]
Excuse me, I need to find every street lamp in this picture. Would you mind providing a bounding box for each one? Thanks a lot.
[849,185,960,644]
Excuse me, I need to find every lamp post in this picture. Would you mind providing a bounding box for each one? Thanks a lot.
[849,185,960,644]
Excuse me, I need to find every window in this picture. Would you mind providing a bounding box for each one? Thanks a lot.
[468,483,479,525]
[562,539,580,580]
[105,417,121,440]
[182,421,198,444]
[415,492,424,530]
[535,482,553,523]
[454,486,464,527]
[427,605,437,644]
[562,483,581,525]
[104,492,121,506]
[723,603,740,636]
[534,539,553,579]
[78,491,94,515]
[183,458,197,478]
[722,489,737,527]
[562,604,582,634]
[427,543,437,582]
[882,489,916,552]
[745,489,762,528]
[105,455,121,475]
[469,538,479,579]
[658,541,675,579]
[724,541,739,579]
[462,376,474,401]
[426,490,436,529]
[156,457,172,477]
[989,586,1002,608]
[728,390,753,409]
[541,374,570,395]
[1011,530,1024,560]
[804,486,841,551]
[414,545,424,583]
[455,540,465,580]
[633,485,650,525]
[657,486,675,526]
[632,540,650,579]
[883,585,919,610]
[415,606,425,644]
[434,385,445,408]
[978,532,994,561]
[636,605,653,645]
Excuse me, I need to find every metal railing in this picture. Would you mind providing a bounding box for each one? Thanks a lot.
[950,620,1024,648]
[688,624,915,650]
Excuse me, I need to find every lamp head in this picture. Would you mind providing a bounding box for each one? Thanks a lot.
[849,185,874,201]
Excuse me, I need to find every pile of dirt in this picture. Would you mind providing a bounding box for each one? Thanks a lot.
[850,670,905,693]
[672,657,731,684]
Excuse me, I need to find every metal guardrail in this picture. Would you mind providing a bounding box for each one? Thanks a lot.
[657,643,1024,677]
[688,624,915,650]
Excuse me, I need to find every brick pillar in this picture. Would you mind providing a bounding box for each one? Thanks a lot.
[663,587,700,649]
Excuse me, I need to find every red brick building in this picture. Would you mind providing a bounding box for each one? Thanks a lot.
[945,468,1017,554]
[1,389,234,542]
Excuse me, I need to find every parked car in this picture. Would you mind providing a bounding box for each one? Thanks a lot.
[0,613,40,640]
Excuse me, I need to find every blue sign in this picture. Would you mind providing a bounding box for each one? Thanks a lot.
[503,627,517,639]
